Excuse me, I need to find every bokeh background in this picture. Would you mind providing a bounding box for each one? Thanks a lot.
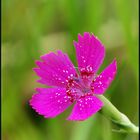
[2,0,138,140]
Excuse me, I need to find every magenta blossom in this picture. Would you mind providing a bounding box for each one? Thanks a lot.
[29,32,117,121]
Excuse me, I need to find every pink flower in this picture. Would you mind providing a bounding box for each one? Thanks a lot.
[29,32,117,121]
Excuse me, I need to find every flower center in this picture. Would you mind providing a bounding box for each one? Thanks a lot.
[66,68,96,102]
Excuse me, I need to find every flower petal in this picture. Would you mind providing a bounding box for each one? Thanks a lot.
[74,32,105,73]
[29,88,73,118]
[34,50,77,87]
[67,96,103,121]
[91,59,117,94]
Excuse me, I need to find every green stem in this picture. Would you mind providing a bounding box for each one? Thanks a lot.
[98,95,139,134]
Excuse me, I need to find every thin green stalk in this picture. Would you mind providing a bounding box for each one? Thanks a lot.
[98,95,139,134]
[70,116,96,140]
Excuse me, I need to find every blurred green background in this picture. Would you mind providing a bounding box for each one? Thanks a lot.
[2,0,138,140]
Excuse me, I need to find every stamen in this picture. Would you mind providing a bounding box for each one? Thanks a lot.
[66,69,95,101]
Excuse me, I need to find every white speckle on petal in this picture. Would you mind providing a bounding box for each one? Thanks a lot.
[90,67,92,71]
[99,81,102,84]
[70,74,74,77]
[64,96,67,99]
[68,96,71,99]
